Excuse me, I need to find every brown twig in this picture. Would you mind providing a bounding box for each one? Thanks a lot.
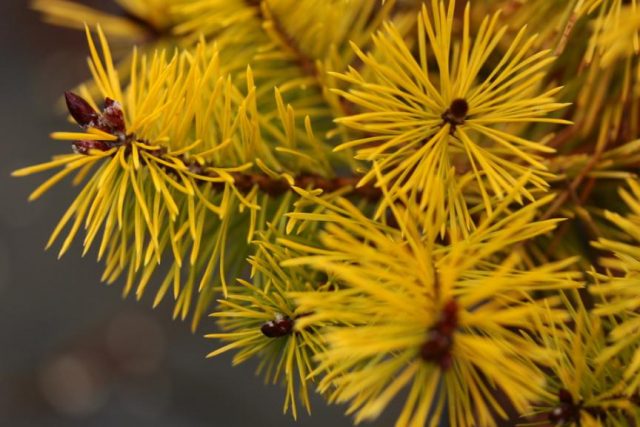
[547,121,579,150]
[258,1,319,78]
[151,149,382,201]
[554,11,579,56]
[249,0,365,121]
[541,142,604,221]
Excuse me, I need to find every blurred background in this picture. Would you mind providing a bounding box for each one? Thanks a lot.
[0,1,399,426]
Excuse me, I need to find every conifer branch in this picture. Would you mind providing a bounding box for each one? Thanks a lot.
[17,1,640,425]
[260,2,318,79]
[257,0,364,125]
[61,92,382,200]
[143,143,382,199]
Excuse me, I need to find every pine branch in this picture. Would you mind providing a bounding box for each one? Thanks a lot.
[62,88,380,200]
[120,140,382,199]
[18,1,640,425]
[259,2,319,79]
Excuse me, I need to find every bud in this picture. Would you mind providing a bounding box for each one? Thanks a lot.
[441,98,469,133]
[420,331,453,369]
[449,98,469,121]
[548,389,581,425]
[100,98,126,133]
[439,299,458,334]
[261,314,294,338]
[64,92,98,128]
[420,299,458,369]
[558,388,574,404]
[71,140,111,155]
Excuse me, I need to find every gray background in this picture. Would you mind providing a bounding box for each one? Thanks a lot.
[0,1,399,426]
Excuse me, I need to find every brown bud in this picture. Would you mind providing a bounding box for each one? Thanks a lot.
[420,299,459,369]
[420,331,453,368]
[449,98,469,121]
[438,299,458,335]
[548,389,581,425]
[71,140,111,155]
[64,91,98,127]
[558,389,574,404]
[260,315,294,338]
[100,98,126,133]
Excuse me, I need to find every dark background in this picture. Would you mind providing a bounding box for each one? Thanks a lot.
[0,1,398,426]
